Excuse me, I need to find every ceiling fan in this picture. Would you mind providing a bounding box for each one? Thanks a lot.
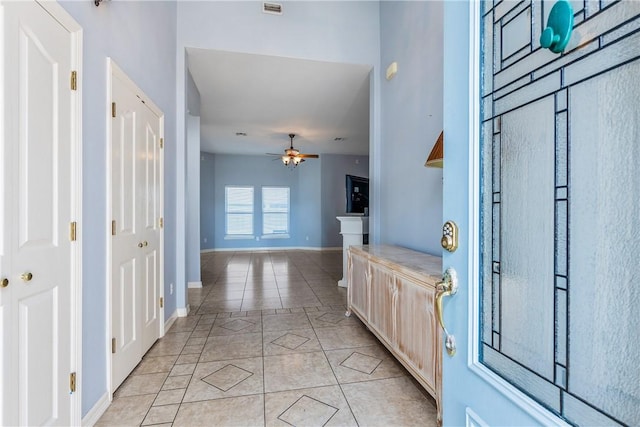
[267,134,319,166]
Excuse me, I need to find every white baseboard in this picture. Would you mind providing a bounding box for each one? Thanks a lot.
[338,279,348,288]
[164,309,178,332]
[82,392,110,426]
[202,246,342,253]
[188,281,202,288]
[176,304,190,317]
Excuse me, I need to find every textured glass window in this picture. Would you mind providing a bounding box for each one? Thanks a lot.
[479,1,640,425]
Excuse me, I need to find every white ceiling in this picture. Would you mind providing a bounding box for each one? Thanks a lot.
[186,48,371,157]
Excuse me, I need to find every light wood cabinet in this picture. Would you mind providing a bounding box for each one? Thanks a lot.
[347,244,442,423]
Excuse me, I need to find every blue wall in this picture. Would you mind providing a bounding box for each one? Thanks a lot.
[321,154,369,247]
[186,71,202,284]
[378,1,444,255]
[200,153,368,250]
[200,153,216,248]
[59,1,177,417]
[203,154,312,249]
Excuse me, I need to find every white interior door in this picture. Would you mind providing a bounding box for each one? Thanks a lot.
[110,61,163,392]
[111,72,144,389]
[442,1,640,425]
[139,102,162,354]
[1,1,80,425]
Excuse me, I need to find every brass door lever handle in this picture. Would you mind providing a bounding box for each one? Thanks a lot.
[435,268,458,356]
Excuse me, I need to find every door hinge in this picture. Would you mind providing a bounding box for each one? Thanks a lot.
[70,71,77,91]
[69,372,77,393]
[160,297,164,308]
[111,337,116,354]
[70,221,77,242]
[111,220,116,236]
[160,138,164,149]
[111,102,116,118]
[159,217,163,228]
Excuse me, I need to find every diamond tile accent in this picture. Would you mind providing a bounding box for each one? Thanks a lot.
[201,364,253,392]
[220,319,255,332]
[278,395,339,427]
[271,333,310,350]
[316,313,345,324]
[340,352,382,375]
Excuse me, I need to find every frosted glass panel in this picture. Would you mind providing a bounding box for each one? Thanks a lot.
[501,6,531,60]
[483,345,560,411]
[568,60,640,426]
[499,96,555,381]
[481,3,640,424]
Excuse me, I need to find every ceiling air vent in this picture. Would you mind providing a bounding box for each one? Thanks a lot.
[263,2,282,15]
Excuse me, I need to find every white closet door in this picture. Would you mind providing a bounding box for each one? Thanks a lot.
[139,103,162,354]
[110,62,163,392]
[111,73,144,389]
[1,1,79,425]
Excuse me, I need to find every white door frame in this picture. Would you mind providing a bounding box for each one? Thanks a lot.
[105,58,165,397]
[35,1,83,423]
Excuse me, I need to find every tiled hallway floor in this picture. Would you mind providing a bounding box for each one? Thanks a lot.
[97,250,438,426]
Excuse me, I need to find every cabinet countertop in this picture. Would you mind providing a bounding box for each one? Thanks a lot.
[349,244,442,284]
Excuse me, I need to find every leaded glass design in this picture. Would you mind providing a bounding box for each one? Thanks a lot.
[480,1,640,425]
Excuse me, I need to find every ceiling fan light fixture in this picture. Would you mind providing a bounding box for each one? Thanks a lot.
[270,133,318,168]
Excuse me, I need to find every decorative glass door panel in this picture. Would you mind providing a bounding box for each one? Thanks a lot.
[480,1,640,425]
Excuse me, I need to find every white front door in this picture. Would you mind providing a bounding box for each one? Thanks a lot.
[109,61,164,391]
[442,1,640,425]
[1,1,81,425]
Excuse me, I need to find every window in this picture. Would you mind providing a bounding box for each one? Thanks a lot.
[262,186,289,237]
[225,186,253,238]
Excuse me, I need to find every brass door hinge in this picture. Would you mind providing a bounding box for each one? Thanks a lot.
[70,222,77,242]
[159,217,163,229]
[159,138,164,149]
[70,71,77,91]
[111,102,116,118]
[159,297,164,308]
[111,337,116,354]
[111,220,116,236]
[70,372,77,393]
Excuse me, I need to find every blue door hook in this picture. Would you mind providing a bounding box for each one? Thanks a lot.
[540,0,574,53]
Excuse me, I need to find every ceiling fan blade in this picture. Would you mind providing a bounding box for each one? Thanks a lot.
[298,154,319,159]
[266,153,282,156]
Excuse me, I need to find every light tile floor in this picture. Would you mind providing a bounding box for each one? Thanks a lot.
[97,250,437,426]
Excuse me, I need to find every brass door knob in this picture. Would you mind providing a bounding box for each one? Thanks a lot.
[143,241,148,247]
[21,272,33,282]
[138,242,143,248]
[1,278,8,288]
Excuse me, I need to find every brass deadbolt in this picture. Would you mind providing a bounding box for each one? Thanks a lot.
[441,221,458,252]
[1,278,8,288]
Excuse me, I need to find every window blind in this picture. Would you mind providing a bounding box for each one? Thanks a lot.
[262,187,289,235]
[225,186,254,235]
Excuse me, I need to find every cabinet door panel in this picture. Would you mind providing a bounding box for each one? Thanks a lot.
[368,263,395,342]
[395,276,438,390]
[348,253,368,317]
